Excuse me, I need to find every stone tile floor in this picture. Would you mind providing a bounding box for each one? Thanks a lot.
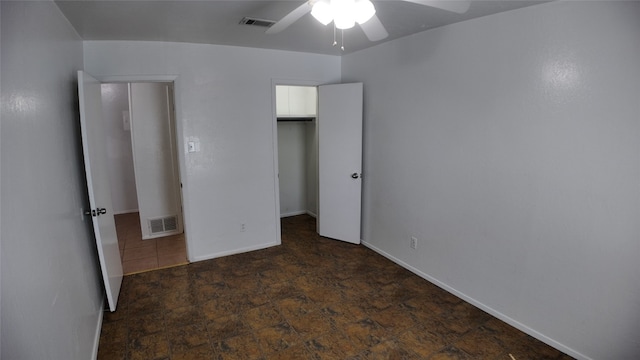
[98,215,573,359]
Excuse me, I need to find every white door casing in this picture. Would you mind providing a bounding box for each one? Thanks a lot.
[78,70,123,311]
[317,83,363,244]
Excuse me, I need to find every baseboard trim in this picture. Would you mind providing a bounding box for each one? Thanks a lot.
[305,211,317,218]
[113,209,139,215]
[360,240,590,360]
[280,210,307,218]
[91,299,105,360]
[191,241,280,262]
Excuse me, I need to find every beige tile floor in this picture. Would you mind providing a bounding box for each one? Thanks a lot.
[116,212,188,275]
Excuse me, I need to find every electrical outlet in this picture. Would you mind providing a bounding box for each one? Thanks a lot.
[240,223,246,232]
[410,236,418,250]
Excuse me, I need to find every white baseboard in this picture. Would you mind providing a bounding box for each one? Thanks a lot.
[361,240,589,360]
[279,210,316,218]
[113,209,139,215]
[91,300,105,360]
[280,210,307,218]
[191,241,280,262]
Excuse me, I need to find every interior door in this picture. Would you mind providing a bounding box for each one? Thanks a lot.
[78,70,123,311]
[129,82,183,240]
[317,83,363,244]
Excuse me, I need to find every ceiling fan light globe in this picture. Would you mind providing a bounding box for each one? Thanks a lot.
[354,0,376,24]
[311,1,333,26]
[331,0,356,29]
[334,14,355,29]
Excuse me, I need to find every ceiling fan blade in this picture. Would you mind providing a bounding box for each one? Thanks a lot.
[360,15,389,42]
[402,0,471,14]
[265,2,313,34]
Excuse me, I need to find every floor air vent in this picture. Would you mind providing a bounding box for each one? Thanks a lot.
[239,17,275,28]
[149,216,178,234]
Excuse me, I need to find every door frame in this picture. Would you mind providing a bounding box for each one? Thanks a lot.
[271,78,321,243]
[128,82,184,240]
[99,74,191,261]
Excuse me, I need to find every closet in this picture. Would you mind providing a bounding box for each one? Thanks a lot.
[276,85,318,218]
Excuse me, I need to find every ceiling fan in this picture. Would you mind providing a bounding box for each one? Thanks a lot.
[265,0,471,43]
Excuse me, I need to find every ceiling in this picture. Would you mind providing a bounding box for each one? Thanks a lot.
[55,0,547,55]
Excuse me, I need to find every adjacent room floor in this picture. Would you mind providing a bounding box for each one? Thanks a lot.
[116,212,188,275]
[99,215,573,359]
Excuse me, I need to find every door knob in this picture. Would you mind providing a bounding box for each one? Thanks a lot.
[351,173,360,179]
[84,208,107,217]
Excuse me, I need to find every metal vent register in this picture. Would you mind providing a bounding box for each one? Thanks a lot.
[149,216,178,234]
[239,17,275,28]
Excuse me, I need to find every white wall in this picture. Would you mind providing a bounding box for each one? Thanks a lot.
[342,2,640,360]
[278,121,308,217]
[84,41,341,261]
[1,2,104,359]
[101,83,139,214]
[305,121,318,216]
[0,1,3,350]
[277,120,317,218]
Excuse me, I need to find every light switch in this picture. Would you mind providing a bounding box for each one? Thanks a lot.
[187,137,201,153]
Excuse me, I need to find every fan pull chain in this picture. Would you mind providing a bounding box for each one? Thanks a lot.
[332,23,337,46]
[331,23,345,51]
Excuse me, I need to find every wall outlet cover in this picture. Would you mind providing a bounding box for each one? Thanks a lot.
[410,236,418,249]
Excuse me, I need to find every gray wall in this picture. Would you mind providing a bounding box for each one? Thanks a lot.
[278,121,309,217]
[277,120,318,218]
[343,2,640,359]
[1,2,103,359]
[83,41,341,262]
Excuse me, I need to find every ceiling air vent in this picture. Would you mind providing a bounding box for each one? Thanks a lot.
[240,17,275,28]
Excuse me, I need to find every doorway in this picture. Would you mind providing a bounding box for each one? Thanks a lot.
[276,85,319,226]
[273,82,364,245]
[100,82,187,274]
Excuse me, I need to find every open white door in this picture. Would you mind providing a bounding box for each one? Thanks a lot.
[318,83,363,244]
[78,71,123,311]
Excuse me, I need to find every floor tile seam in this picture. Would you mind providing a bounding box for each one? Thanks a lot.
[369,336,424,360]
[207,314,252,342]
[266,318,313,358]
[160,307,201,359]
[123,239,156,251]
[284,310,336,342]
[126,329,169,359]
[122,250,158,264]
[436,344,477,360]
[214,328,263,358]
[389,325,451,359]
[193,315,218,359]
[337,324,371,358]
[300,335,344,359]
[441,318,491,348]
